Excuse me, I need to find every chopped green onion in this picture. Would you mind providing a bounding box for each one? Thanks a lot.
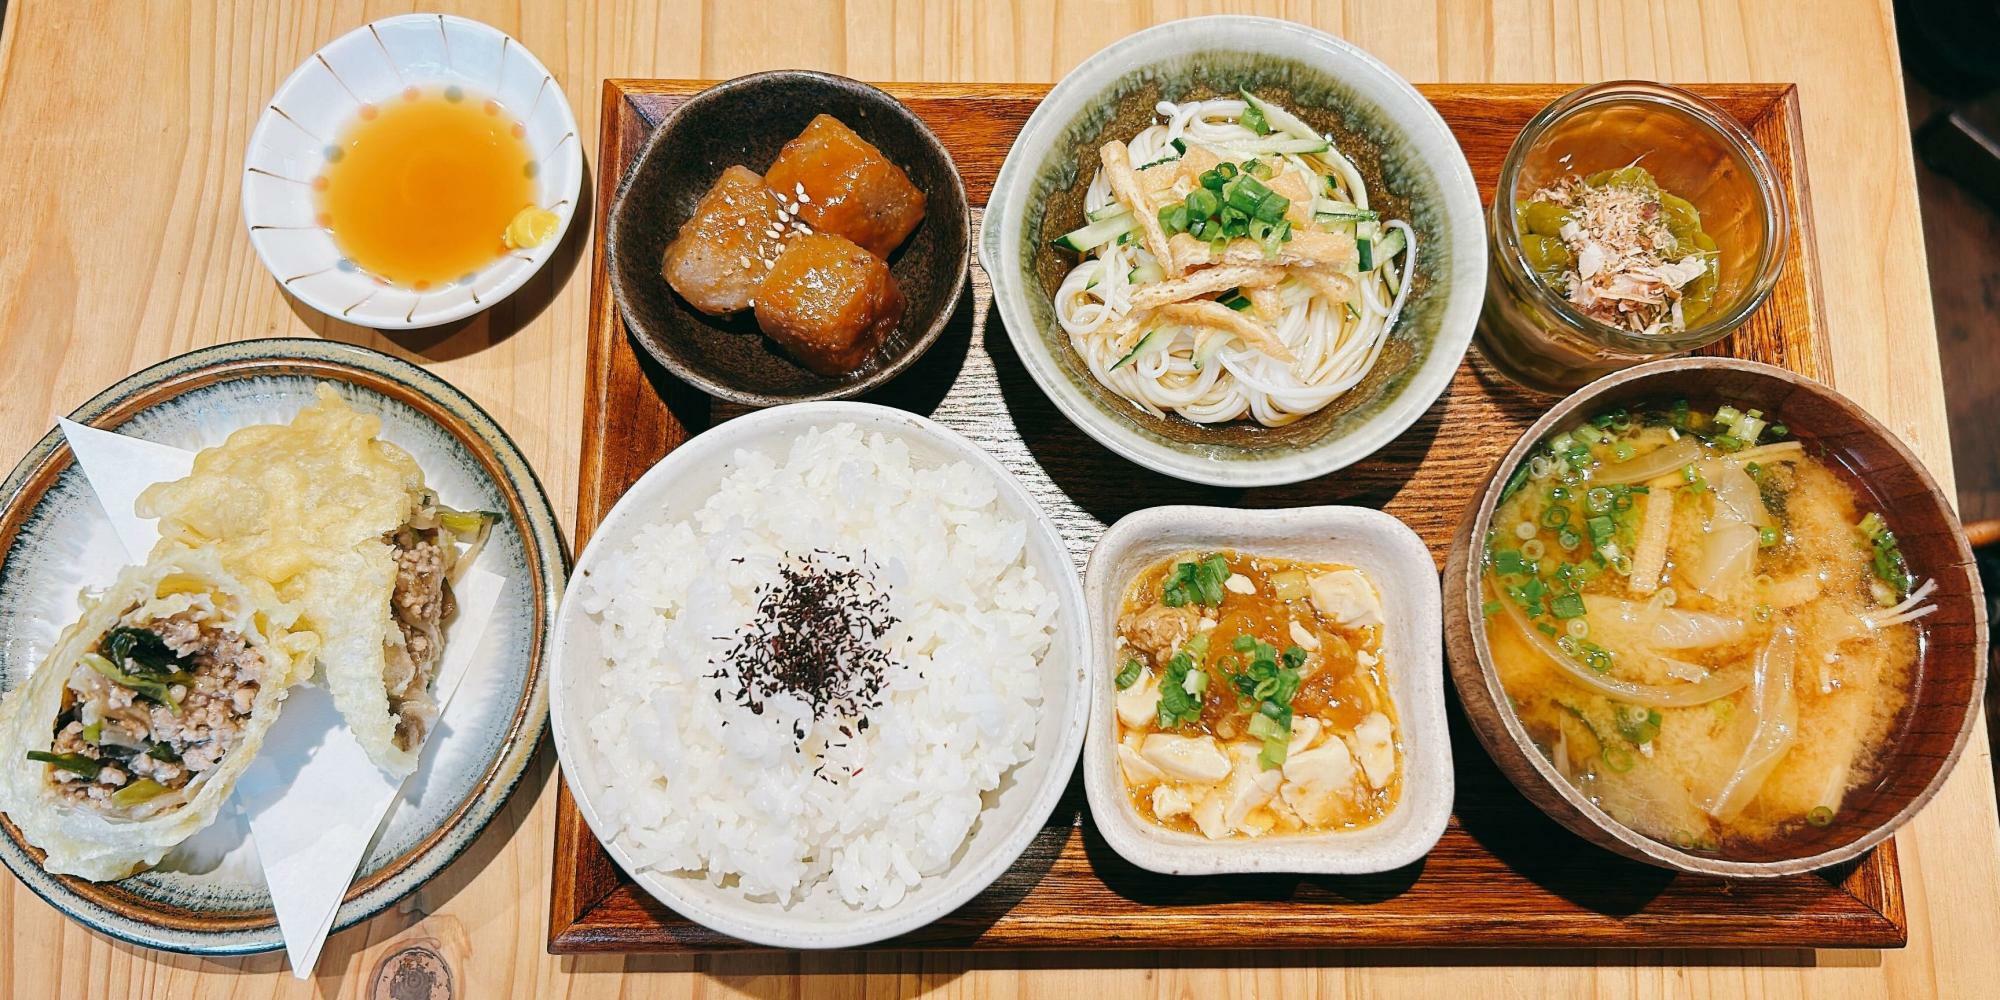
[1240,103,1271,134]
[110,778,171,808]
[1806,805,1835,827]
[26,750,103,778]
[1114,658,1145,690]
[1482,600,1502,616]
[1759,526,1780,547]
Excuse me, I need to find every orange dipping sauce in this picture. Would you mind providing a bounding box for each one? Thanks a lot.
[318,88,535,289]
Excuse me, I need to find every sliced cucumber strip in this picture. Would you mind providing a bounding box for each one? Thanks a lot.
[1111,327,1165,369]
[1374,225,1407,262]
[1193,331,1231,370]
[1053,210,1136,253]
[1239,89,1324,145]
[1313,197,1379,222]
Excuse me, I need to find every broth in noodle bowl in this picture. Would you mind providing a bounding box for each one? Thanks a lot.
[1052,92,1417,427]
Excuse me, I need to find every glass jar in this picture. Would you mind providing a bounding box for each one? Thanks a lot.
[1477,81,1788,394]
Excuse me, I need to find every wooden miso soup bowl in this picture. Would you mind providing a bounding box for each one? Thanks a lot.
[1441,357,1987,877]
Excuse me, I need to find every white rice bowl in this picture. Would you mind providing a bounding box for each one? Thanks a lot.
[550,403,1087,948]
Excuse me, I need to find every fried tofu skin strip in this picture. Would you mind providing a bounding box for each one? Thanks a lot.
[1168,229,1359,272]
[1294,268,1358,307]
[1156,301,1296,364]
[1101,141,1181,277]
[1129,264,1287,312]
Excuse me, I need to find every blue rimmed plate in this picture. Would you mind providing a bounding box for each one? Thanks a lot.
[0,338,564,953]
[242,14,583,329]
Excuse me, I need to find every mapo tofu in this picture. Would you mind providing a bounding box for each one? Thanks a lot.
[661,165,795,315]
[765,115,927,259]
[754,232,905,376]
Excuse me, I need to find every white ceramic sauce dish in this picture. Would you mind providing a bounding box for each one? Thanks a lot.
[1083,504,1452,874]
[242,14,582,329]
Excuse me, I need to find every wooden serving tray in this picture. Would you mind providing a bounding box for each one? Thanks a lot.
[551,80,1898,953]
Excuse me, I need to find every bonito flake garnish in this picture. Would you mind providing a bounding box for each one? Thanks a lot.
[1533,176,1709,336]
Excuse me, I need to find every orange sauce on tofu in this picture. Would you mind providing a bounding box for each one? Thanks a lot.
[318,88,536,288]
[1115,550,1402,836]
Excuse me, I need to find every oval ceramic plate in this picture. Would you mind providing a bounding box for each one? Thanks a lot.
[0,339,564,953]
[242,14,583,329]
[982,16,1486,487]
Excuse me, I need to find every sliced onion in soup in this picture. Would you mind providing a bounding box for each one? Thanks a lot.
[1494,581,1747,708]
[1592,437,1705,486]
[1704,626,1800,821]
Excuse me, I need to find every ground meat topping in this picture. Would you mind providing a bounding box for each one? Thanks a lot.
[47,614,263,811]
[385,527,451,751]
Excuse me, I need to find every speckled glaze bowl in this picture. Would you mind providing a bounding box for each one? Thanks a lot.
[605,71,971,406]
[981,16,1484,487]
[242,14,583,329]
[0,340,565,953]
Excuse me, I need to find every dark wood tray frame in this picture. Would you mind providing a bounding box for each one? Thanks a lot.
[551,80,1900,953]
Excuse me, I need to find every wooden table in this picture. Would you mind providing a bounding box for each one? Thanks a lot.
[0,1,1991,997]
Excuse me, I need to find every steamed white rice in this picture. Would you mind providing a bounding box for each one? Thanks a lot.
[576,423,1055,909]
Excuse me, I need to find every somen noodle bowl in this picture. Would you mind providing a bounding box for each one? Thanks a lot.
[1051,92,1417,427]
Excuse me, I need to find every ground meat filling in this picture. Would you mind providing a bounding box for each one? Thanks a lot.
[385,526,454,752]
[47,614,263,810]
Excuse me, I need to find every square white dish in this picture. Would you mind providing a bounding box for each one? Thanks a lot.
[1082,504,1452,874]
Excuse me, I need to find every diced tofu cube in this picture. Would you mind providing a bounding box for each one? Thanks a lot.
[764,114,927,258]
[1117,743,1166,788]
[1218,743,1283,835]
[1281,737,1359,827]
[1350,711,1397,789]
[1151,784,1195,821]
[1115,668,1161,729]
[754,232,905,376]
[1308,568,1383,629]
[1139,733,1231,784]
[661,165,790,315]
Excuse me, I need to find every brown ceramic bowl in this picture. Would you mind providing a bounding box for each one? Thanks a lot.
[1442,357,1987,876]
[605,70,970,406]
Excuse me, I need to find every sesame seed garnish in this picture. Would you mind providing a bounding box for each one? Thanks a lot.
[794,183,809,202]
[796,223,813,235]
[765,259,775,270]
[739,255,752,269]
[723,196,735,206]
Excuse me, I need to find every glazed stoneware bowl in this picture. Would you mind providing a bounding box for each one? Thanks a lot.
[981,16,1485,487]
[242,14,583,329]
[0,339,564,952]
[1083,505,1453,874]
[1441,357,1988,877]
[605,71,971,406]
[548,402,1085,948]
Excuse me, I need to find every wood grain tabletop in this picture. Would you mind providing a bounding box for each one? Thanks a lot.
[0,1,1991,997]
